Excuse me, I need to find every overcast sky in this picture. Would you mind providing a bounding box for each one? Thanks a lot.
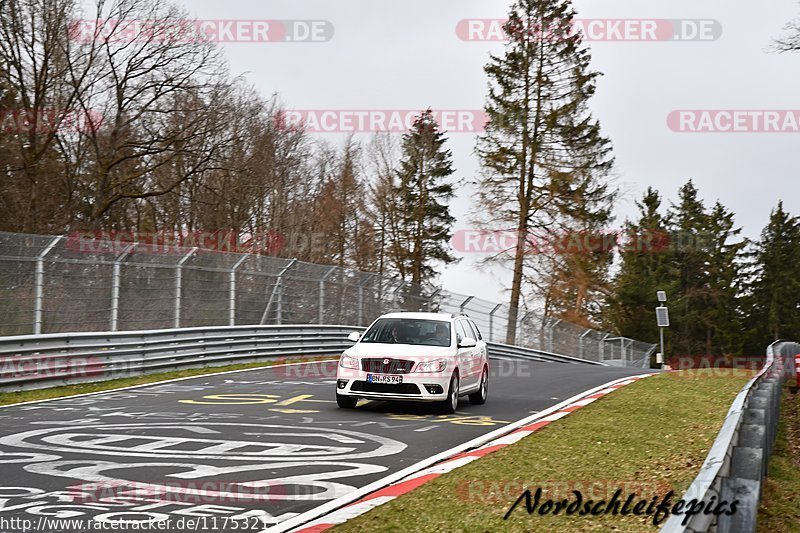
[165,0,800,302]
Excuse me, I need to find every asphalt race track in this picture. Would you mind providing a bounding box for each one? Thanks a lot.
[0,358,652,532]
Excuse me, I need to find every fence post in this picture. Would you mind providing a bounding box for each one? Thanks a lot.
[579,328,592,360]
[174,247,197,329]
[261,258,297,325]
[599,333,609,362]
[459,295,474,314]
[110,243,136,332]
[489,303,502,343]
[547,319,561,353]
[229,254,248,326]
[33,236,63,335]
[319,266,337,324]
[392,280,407,310]
[357,273,376,327]
[517,312,532,347]
[426,289,442,312]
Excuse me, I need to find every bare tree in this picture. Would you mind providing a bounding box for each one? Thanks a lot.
[65,0,233,229]
[364,133,402,278]
[0,0,82,232]
[774,6,800,52]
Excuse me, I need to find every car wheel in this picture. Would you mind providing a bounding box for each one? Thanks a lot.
[336,393,357,408]
[439,373,459,414]
[469,367,488,405]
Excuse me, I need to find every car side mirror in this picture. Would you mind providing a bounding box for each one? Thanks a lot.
[459,337,477,348]
[347,331,361,342]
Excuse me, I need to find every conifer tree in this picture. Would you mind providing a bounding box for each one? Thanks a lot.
[475,0,614,342]
[393,110,457,287]
[606,187,677,344]
[743,202,800,351]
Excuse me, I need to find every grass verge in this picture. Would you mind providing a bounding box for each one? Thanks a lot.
[0,356,334,406]
[333,370,752,533]
[758,386,800,532]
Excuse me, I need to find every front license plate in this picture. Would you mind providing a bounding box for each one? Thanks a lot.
[367,374,403,385]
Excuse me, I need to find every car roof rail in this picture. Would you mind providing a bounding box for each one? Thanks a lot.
[451,312,470,319]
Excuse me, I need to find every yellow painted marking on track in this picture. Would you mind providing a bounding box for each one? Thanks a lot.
[386,413,510,426]
[179,393,332,413]
[179,394,280,405]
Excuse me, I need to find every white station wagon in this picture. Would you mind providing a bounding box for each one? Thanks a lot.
[335,312,489,413]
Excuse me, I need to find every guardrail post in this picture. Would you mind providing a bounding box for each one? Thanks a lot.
[488,303,502,343]
[33,236,62,335]
[174,247,197,329]
[319,266,337,324]
[229,254,248,326]
[110,243,135,332]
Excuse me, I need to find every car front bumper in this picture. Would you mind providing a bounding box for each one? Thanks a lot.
[335,368,451,402]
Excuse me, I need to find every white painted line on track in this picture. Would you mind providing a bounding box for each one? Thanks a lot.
[0,358,338,409]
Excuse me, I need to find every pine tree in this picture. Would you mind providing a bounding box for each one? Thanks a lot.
[667,181,711,355]
[606,187,677,345]
[702,201,746,354]
[392,110,457,288]
[743,202,800,352]
[667,181,745,356]
[475,0,614,343]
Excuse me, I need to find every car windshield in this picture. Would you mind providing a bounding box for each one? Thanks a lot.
[360,318,451,347]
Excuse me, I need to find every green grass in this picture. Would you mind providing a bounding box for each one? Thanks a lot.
[758,386,800,532]
[0,356,334,406]
[333,370,752,533]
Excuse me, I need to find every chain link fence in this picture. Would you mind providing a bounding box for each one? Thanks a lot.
[0,231,656,366]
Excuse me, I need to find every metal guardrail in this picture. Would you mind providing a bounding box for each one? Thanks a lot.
[487,341,606,366]
[0,324,604,393]
[661,340,798,533]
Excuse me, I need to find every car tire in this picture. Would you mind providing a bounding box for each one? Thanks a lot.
[439,373,459,414]
[336,393,358,408]
[469,367,488,405]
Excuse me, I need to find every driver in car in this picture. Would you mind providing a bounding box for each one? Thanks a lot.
[390,324,404,343]
[433,323,450,346]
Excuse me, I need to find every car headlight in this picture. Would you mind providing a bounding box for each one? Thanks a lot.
[339,354,359,369]
[414,359,447,373]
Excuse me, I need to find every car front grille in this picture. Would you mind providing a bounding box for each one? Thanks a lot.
[350,381,421,394]
[361,358,415,374]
